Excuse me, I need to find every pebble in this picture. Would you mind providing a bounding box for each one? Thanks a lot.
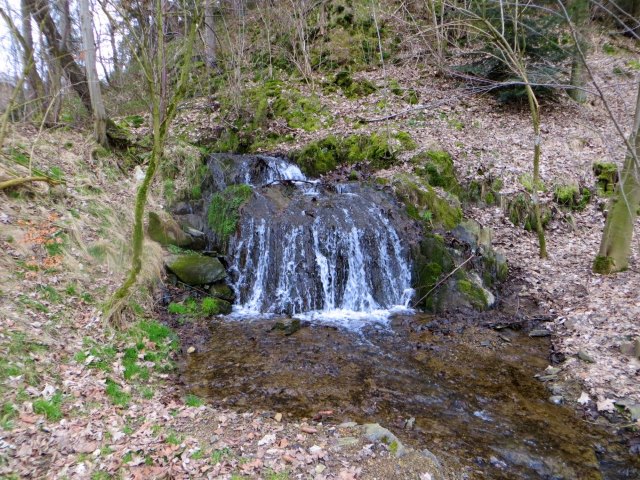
[187,346,196,354]
[338,422,358,428]
[549,395,564,405]
[337,437,358,447]
[489,456,507,469]
[274,412,282,422]
[578,350,595,363]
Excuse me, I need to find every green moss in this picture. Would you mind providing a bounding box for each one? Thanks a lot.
[463,177,502,205]
[293,135,340,176]
[519,173,546,193]
[553,184,591,210]
[208,184,253,240]
[412,150,459,193]
[593,255,616,274]
[507,193,551,231]
[334,71,377,98]
[293,133,404,176]
[413,234,455,311]
[457,279,488,310]
[392,173,462,230]
[394,131,417,151]
[593,162,618,196]
[201,297,222,315]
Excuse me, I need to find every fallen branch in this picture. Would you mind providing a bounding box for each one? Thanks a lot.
[0,176,62,190]
[356,97,456,123]
[411,253,476,308]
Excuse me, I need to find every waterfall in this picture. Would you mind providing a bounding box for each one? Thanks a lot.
[214,155,413,325]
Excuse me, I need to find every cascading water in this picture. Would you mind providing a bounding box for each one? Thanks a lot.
[207,154,414,325]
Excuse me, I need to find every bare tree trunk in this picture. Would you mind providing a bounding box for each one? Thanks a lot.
[26,0,93,113]
[568,0,590,103]
[79,0,108,146]
[526,85,548,259]
[20,0,45,117]
[108,17,120,81]
[204,0,216,68]
[594,81,640,273]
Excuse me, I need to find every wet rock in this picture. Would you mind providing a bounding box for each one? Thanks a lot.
[549,395,564,405]
[578,350,595,363]
[209,282,234,301]
[165,254,226,285]
[362,423,408,457]
[148,211,193,247]
[404,417,415,430]
[489,456,507,469]
[529,329,551,337]
[271,318,303,336]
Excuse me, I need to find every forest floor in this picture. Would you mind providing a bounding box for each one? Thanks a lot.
[1,32,640,480]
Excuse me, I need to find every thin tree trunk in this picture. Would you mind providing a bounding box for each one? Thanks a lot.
[594,81,640,273]
[108,18,120,80]
[568,0,590,103]
[204,0,216,68]
[26,0,93,113]
[79,0,109,146]
[20,0,45,116]
[525,85,548,259]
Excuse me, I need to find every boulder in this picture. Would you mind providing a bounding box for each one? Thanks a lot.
[148,212,193,247]
[165,254,226,285]
[362,423,408,457]
[209,282,235,301]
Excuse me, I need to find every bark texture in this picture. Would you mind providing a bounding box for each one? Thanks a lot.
[594,82,640,273]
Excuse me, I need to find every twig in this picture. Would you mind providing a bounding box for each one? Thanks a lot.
[0,176,63,190]
[356,98,453,123]
[412,253,476,308]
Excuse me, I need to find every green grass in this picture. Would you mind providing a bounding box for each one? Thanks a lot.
[211,447,233,464]
[185,394,203,407]
[38,285,62,303]
[166,431,182,445]
[1,402,18,430]
[191,449,205,460]
[33,392,63,421]
[265,470,290,480]
[208,184,253,242]
[105,378,130,407]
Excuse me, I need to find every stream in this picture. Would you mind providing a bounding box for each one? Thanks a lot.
[177,154,638,478]
[182,313,639,479]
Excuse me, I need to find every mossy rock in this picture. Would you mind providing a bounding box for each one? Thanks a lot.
[456,278,490,310]
[391,173,462,230]
[292,133,401,177]
[412,234,495,312]
[165,254,226,286]
[148,212,193,247]
[411,150,460,193]
[593,162,618,196]
[209,282,234,302]
[293,135,341,176]
[412,234,455,311]
[553,184,591,210]
[207,184,253,243]
[201,296,232,315]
